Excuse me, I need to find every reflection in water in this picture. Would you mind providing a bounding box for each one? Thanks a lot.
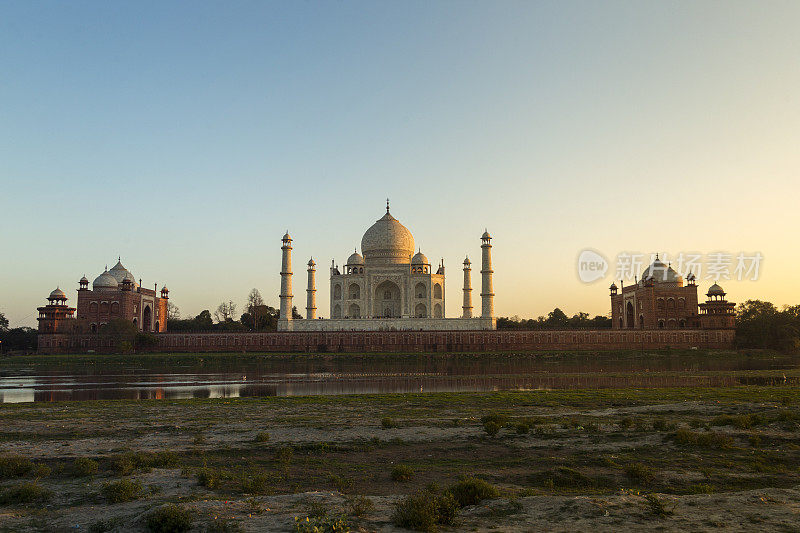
[1,353,798,403]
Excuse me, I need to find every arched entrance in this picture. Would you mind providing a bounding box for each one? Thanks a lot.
[348,303,361,319]
[415,303,427,318]
[143,305,152,332]
[374,280,401,318]
[626,301,634,329]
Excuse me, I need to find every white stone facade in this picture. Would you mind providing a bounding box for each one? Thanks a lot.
[278,204,495,331]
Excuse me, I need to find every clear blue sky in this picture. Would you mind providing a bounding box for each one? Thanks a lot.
[2,1,799,327]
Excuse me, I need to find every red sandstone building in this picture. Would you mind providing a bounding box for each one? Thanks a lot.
[610,256,735,330]
[38,260,169,339]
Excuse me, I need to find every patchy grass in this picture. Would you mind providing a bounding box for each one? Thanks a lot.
[448,476,499,507]
[672,429,734,449]
[72,457,99,477]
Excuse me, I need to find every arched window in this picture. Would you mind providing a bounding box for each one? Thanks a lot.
[333,284,342,300]
[333,304,342,318]
[433,303,443,318]
[110,302,120,315]
[415,303,427,318]
[667,319,677,329]
[89,302,98,315]
[679,319,686,328]
[433,283,442,299]
[415,283,426,299]
[639,315,644,328]
[657,299,664,310]
[658,320,665,328]
[100,302,109,315]
[349,283,360,299]
[348,303,361,319]
[90,323,97,333]
[678,298,685,309]
[667,298,675,310]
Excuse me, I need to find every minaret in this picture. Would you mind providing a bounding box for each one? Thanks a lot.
[306,258,316,320]
[462,256,473,318]
[279,231,293,328]
[480,230,494,319]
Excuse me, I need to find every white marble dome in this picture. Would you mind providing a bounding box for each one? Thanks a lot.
[347,251,364,265]
[641,259,681,283]
[361,209,415,265]
[93,270,118,290]
[411,251,429,265]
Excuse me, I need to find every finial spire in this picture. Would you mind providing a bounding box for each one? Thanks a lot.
[386,198,390,212]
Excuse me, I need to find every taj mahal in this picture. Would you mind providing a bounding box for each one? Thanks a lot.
[277,202,496,331]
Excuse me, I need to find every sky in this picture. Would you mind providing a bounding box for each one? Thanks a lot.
[2,1,799,327]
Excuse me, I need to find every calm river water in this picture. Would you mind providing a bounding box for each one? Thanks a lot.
[1,352,797,403]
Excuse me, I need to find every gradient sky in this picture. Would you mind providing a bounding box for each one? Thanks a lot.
[2,1,799,327]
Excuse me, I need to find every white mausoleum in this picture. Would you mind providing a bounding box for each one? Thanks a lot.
[278,202,496,331]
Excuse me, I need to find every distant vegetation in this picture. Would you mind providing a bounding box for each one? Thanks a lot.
[735,300,800,352]
[167,289,301,332]
[497,308,612,330]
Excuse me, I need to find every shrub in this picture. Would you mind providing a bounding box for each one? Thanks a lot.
[673,429,733,449]
[240,471,274,494]
[30,464,51,478]
[617,417,633,430]
[0,456,33,478]
[392,487,459,532]
[481,413,509,427]
[347,495,374,517]
[381,417,398,429]
[749,434,763,448]
[102,478,144,503]
[391,464,414,482]
[146,504,194,533]
[644,493,673,517]
[73,457,99,477]
[197,468,221,489]
[292,514,350,533]
[712,414,764,429]
[0,482,52,505]
[689,419,702,429]
[515,423,530,435]
[624,462,655,483]
[448,476,499,507]
[483,421,501,437]
[254,431,270,443]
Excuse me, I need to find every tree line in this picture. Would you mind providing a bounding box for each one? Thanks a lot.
[166,289,302,332]
[497,308,612,330]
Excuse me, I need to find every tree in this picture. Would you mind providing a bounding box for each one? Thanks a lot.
[0,312,8,332]
[214,301,237,323]
[245,289,265,330]
[167,302,181,320]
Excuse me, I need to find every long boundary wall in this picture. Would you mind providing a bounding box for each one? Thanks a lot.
[38,328,735,354]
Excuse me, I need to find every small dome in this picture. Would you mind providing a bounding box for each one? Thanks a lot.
[282,231,292,241]
[161,285,169,292]
[482,230,492,240]
[79,275,88,283]
[412,250,429,265]
[708,283,725,295]
[93,270,119,290]
[641,259,681,284]
[49,287,66,300]
[308,258,316,267]
[463,256,471,265]
[609,282,618,290]
[347,250,364,265]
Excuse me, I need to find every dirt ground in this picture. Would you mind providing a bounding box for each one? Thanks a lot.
[1,387,799,532]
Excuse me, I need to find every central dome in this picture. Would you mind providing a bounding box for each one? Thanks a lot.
[360,209,415,265]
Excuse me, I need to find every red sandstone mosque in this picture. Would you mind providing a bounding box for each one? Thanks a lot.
[38,259,169,341]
